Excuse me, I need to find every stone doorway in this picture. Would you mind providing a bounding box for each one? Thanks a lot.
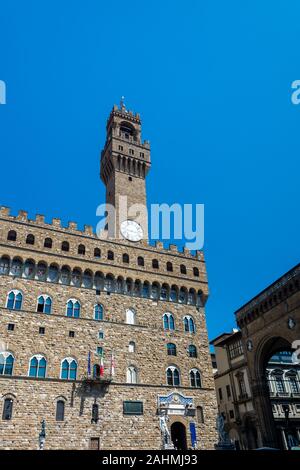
[170,422,187,450]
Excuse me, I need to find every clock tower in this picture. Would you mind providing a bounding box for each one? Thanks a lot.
[100,100,151,241]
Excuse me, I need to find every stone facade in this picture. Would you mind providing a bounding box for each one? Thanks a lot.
[0,102,217,450]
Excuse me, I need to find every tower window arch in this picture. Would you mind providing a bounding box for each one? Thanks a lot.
[123,253,129,264]
[66,299,81,318]
[193,267,199,277]
[167,343,177,356]
[0,352,14,375]
[10,257,22,277]
[78,244,85,255]
[2,397,13,420]
[6,290,23,310]
[37,295,52,314]
[94,304,104,321]
[152,259,159,269]
[61,358,77,380]
[180,265,187,274]
[26,234,35,245]
[129,341,136,353]
[137,256,144,266]
[107,250,114,260]
[166,262,173,272]
[0,256,10,275]
[163,313,175,331]
[184,315,195,333]
[190,369,202,388]
[7,230,17,241]
[29,355,47,378]
[61,241,69,252]
[126,365,137,384]
[94,248,101,258]
[166,366,180,386]
[44,237,52,248]
[188,345,197,358]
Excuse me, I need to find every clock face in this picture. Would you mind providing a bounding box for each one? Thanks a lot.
[120,220,143,242]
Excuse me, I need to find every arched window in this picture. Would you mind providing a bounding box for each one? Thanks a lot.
[83,270,93,288]
[29,355,47,378]
[152,259,159,269]
[61,358,77,380]
[37,295,52,314]
[24,259,35,279]
[193,267,199,277]
[126,366,137,384]
[94,304,103,321]
[166,262,173,272]
[10,257,22,277]
[166,366,180,386]
[94,248,101,258]
[6,290,22,310]
[60,266,71,285]
[48,264,59,282]
[160,284,169,301]
[36,262,47,281]
[44,237,52,248]
[163,313,175,330]
[170,285,178,302]
[56,400,65,421]
[188,345,197,358]
[71,268,82,287]
[2,397,13,420]
[123,253,129,264]
[26,234,35,245]
[167,343,177,356]
[0,353,14,375]
[184,316,195,333]
[142,281,150,298]
[179,287,187,304]
[286,371,300,394]
[104,274,115,292]
[188,289,196,305]
[125,278,133,295]
[126,308,136,325]
[7,230,17,241]
[197,406,204,423]
[190,369,201,388]
[0,256,10,275]
[66,299,81,318]
[137,256,144,266]
[180,265,187,274]
[78,244,85,255]
[129,341,136,353]
[133,280,141,297]
[151,282,159,299]
[197,290,204,307]
[61,241,69,252]
[107,250,114,260]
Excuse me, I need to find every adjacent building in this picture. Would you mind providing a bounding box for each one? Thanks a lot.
[211,264,300,450]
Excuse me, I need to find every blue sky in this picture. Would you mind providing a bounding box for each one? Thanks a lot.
[1,1,299,340]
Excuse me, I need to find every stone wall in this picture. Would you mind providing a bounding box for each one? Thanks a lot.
[0,216,217,450]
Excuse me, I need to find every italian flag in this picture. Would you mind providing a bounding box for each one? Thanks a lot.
[100,355,104,377]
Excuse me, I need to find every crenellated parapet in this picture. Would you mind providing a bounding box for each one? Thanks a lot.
[0,206,203,260]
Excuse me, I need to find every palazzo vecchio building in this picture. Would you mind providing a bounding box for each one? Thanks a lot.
[0,102,217,450]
